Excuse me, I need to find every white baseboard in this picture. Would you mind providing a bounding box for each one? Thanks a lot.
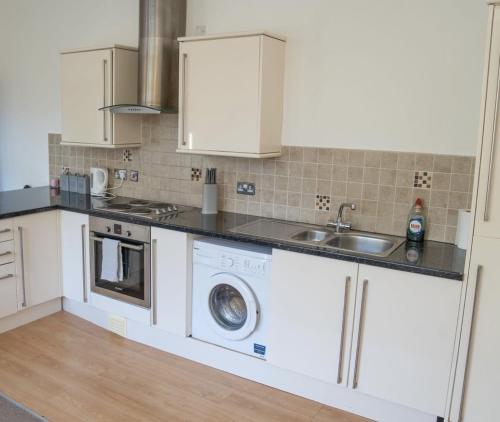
[0,298,62,334]
[63,297,436,422]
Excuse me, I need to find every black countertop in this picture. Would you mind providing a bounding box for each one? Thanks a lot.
[0,186,466,280]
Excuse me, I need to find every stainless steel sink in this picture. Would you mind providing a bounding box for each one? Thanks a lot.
[325,233,399,256]
[291,230,332,242]
[230,219,405,257]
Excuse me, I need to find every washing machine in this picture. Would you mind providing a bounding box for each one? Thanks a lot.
[191,238,272,359]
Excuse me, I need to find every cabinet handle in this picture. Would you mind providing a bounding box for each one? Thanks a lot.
[0,228,11,234]
[353,279,368,389]
[103,59,108,142]
[18,226,27,308]
[180,53,188,147]
[459,265,483,421]
[484,57,500,221]
[151,239,158,325]
[337,276,350,384]
[0,251,12,257]
[0,274,13,281]
[81,224,88,303]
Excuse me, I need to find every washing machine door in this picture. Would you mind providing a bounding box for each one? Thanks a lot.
[207,272,259,341]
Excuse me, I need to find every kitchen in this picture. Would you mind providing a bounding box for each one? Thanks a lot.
[0,1,495,421]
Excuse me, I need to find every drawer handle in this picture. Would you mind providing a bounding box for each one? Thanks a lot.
[0,274,13,281]
[0,251,12,257]
[18,226,27,307]
[0,229,11,234]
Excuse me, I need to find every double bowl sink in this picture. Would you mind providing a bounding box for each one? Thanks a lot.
[231,219,405,258]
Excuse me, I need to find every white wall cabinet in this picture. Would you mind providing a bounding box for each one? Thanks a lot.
[60,211,90,304]
[60,46,141,148]
[13,211,60,309]
[268,250,357,386]
[351,265,461,417]
[151,227,191,336]
[177,32,286,158]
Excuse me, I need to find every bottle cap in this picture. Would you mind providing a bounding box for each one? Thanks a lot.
[415,197,423,209]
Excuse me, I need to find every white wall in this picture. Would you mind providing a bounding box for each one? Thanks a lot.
[187,0,487,155]
[0,0,488,191]
[0,0,138,191]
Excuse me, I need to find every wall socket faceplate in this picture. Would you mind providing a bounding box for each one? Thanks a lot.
[114,169,127,180]
[237,182,256,195]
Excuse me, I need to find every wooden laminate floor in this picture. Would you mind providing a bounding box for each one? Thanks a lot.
[0,312,372,422]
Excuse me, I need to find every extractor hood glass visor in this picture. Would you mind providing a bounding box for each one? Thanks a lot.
[98,104,178,114]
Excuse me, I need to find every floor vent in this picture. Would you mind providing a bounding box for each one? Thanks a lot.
[108,314,127,337]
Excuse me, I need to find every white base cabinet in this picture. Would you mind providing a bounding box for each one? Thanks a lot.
[269,249,462,417]
[268,250,357,386]
[60,211,90,304]
[13,211,60,310]
[151,227,191,336]
[351,265,461,416]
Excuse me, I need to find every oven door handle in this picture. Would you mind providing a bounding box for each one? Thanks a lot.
[90,236,144,251]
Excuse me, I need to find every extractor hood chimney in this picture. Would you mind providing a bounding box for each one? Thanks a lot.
[101,0,187,114]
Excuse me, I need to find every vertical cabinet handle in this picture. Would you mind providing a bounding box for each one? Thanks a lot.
[459,265,483,421]
[180,53,188,147]
[151,239,158,325]
[18,226,27,308]
[102,59,108,143]
[81,224,88,303]
[484,56,500,221]
[353,279,369,389]
[337,276,351,384]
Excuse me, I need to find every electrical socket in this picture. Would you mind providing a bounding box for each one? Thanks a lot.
[114,169,127,180]
[237,182,256,195]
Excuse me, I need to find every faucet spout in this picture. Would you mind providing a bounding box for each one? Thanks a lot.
[327,202,356,233]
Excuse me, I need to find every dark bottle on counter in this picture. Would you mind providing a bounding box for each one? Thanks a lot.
[407,198,426,242]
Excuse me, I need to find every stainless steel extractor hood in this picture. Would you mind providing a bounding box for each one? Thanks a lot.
[100,0,186,114]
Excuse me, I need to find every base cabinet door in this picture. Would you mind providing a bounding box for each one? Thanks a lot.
[461,237,500,422]
[350,265,461,416]
[151,227,190,336]
[14,211,60,309]
[267,250,357,386]
[0,262,18,319]
[60,211,90,303]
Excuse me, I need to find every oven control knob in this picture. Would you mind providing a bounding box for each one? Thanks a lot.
[126,231,132,237]
[106,226,111,233]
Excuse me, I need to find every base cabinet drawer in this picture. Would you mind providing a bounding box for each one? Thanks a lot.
[0,220,13,242]
[0,240,15,265]
[0,262,17,319]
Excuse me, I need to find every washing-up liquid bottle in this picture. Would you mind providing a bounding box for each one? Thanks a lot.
[407,198,426,242]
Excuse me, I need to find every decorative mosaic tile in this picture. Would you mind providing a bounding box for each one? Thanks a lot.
[414,171,432,188]
[315,194,331,211]
[191,168,202,181]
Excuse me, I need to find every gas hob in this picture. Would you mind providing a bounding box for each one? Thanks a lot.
[96,199,191,220]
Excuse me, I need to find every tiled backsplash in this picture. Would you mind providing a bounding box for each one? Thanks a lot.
[49,114,474,243]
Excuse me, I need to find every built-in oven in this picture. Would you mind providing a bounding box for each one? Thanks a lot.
[89,216,151,308]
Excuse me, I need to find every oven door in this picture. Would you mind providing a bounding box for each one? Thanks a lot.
[90,232,151,308]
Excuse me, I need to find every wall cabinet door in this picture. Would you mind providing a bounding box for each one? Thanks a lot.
[178,34,285,158]
[350,265,461,416]
[151,227,190,336]
[475,8,500,239]
[60,211,90,304]
[461,236,500,421]
[14,211,60,309]
[267,250,357,386]
[61,48,113,146]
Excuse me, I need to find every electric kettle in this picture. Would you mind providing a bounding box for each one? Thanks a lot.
[90,167,108,197]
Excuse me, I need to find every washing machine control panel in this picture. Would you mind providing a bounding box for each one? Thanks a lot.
[219,253,267,276]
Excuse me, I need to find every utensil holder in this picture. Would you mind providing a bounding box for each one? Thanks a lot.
[202,184,218,215]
